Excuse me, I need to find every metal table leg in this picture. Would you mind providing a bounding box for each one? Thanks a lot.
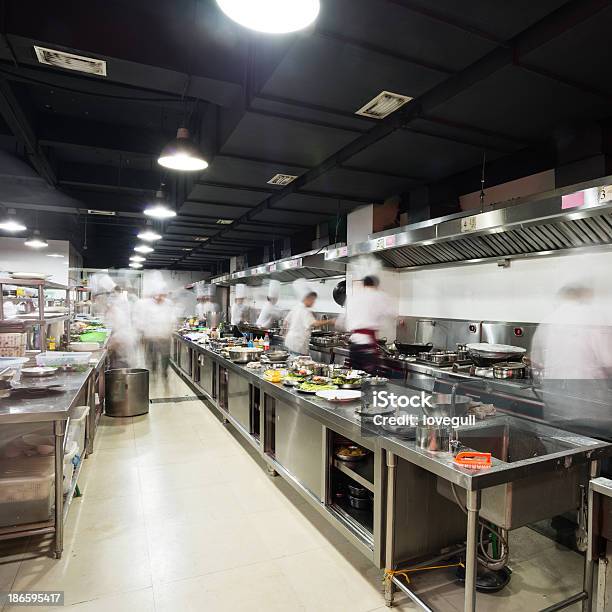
[53,419,66,559]
[385,451,397,607]
[584,460,602,612]
[86,375,96,456]
[464,489,481,612]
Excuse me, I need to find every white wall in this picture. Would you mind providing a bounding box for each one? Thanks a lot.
[398,250,612,324]
[0,237,71,284]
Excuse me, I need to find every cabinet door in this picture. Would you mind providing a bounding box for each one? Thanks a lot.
[275,399,324,500]
[227,370,250,432]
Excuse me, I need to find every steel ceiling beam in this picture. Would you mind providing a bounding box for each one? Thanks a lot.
[174,0,610,268]
[0,77,56,185]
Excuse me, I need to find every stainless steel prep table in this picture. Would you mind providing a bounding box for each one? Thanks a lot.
[0,349,106,557]
[172,334,612,612]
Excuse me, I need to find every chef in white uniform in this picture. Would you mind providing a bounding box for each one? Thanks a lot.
[196,284,218,324]
[256,280,282,329]
[284,279,329,355]
[230,283,249,325]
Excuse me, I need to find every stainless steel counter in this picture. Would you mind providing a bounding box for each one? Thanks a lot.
[172,333,612,612]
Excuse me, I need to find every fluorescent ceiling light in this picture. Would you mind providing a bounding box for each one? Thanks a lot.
[46,253,65,258]
[216,0,320,33]
[130,255,146,262]
[158,128,208,172]
[216,219,233,225]
[137,230,162,241]
[129,262,143,269]
[0,219,27,232]
[24,231,48,249]
[134,244,154,254]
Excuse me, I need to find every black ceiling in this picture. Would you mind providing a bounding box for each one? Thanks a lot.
[0,0,610,270]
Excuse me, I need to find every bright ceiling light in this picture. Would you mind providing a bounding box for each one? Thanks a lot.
[216,0,320,33]
[130,255,146,262]
[129,262,143,269]
[137,230,162,241]
[134,244,154,254]
[24,230,49,249]
[0,219,27,232]
[158,128,208,172]
[46,253,65,258]
[144,204,176,219]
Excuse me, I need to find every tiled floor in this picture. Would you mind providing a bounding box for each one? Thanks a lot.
[0,369,588,611]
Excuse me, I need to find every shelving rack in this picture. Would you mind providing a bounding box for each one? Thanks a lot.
[0,278,71,351]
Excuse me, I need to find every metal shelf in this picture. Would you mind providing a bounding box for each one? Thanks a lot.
[333,455,374,492]
[0,278,69,290]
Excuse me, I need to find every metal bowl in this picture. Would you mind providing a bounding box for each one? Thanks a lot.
[264,350,289,363]
[227,347,263,363]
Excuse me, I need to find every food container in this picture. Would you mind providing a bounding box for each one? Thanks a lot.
[62,441,79,494]
[348,494,371,510]
[348,483,369,498]
[416,425,450,452]
[227,347,263,363]
[69,342,100,352]
[0,357,29,382]
[36,352,91,368]
[492,361,526,380]
[263,350,289,363]
[335,445,368,462]
[67,405,90,455]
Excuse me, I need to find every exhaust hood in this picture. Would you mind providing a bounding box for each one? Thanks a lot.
[326,178,612,269]
[212,248,345,286]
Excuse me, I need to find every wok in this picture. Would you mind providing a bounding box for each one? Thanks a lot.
[395,341,433,355]
[333,280,346,307]
[466,343,526,367]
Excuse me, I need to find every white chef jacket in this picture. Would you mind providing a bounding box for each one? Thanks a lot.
[256,301,281,329]
[230,302,249,325]
[284,303,315,355]
[133,297,178,341]
[345,288,395,344]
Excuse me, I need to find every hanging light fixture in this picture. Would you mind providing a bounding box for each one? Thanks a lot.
[216,0,320,33]
[137,229,162,242]
[130,255,146,262]
[0,208,27,232]
[134,244,154,254]
[24,229,48,249]
[144,190,177,219]
[129,262,143,269]
[158,128,208,172]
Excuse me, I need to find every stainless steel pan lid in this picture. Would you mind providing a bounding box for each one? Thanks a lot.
[466,343,526,354]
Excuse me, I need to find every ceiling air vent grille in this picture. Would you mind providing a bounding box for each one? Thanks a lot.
[34,46,107,76]
[355,91,413,119]
[87,209,115,216]
[267,173,298,186]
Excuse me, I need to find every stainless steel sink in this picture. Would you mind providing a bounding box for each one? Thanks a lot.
[437,418,589,529]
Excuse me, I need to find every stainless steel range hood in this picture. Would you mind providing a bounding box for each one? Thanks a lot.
[326,178,612,269]
[212,249,345,286]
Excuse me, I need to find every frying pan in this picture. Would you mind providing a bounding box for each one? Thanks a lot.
[395,341,433,355]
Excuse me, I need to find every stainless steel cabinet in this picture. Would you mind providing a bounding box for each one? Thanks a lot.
[227,369,250,432]
[198,354,214,398]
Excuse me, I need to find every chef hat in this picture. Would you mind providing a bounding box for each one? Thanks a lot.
[267,279,281,299]
[293,278,315,301]
[145,270,168,297]
[235,283,247,299]
[352,255,382,283]
[92,273,116,294]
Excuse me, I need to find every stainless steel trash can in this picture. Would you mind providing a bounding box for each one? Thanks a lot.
[105,368,149,417]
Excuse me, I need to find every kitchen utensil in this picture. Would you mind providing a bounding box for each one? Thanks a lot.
[347,484,369,498]
[395,341,433,355]
[264,350,289,363]
[466,343,526,366]
[315,389,362,402]
[348,494,371,510]
[227,346,262,363]
[492,361,526,380]
[419,351,457,365]
[473,366,494,378]
[416,424,450,452]
[21,367,57,377]
[334,445,367,462]
[333,280,346,307]
[422,393,472,418]
[367,376,388,386]
[454,451,492,469]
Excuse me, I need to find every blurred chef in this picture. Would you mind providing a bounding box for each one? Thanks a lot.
[531,280,612,439]
[105,284,138,369]
[345,257,395,375]
[230,283,249,325]
[284,279,329,355]
[196,284,219,326]
[256,280,282,329]
[134,272,178,385]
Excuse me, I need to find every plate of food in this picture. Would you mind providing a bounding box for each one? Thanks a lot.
[316,389,362,402]
[335,444,368,462]
[331,375,363,389]
[21,367,58,378]
[296,382,337,394]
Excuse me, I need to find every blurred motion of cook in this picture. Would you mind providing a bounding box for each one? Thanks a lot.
[345,257,395,375]
[105,282,139,369]
[531,280,612,440]
[195,283,219,326]
[256,280,281,329]
[134,271,178,385]
[284,279,331,355]
[89,272,116,317]
[230,283,250,325]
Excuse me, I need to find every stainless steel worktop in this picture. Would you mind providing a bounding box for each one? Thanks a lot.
[177,336,611,491]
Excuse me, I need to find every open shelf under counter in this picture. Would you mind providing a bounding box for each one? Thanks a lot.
[332,453,374,492]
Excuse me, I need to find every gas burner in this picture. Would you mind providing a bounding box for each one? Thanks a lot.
[472,366,495,378]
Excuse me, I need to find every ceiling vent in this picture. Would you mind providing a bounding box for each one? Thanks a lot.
[216,219,233,225]
[34,46,107,77]
[355,90,413,119]
[87,209,116,216]
[193,236,209,242]
[267,173,298,186]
